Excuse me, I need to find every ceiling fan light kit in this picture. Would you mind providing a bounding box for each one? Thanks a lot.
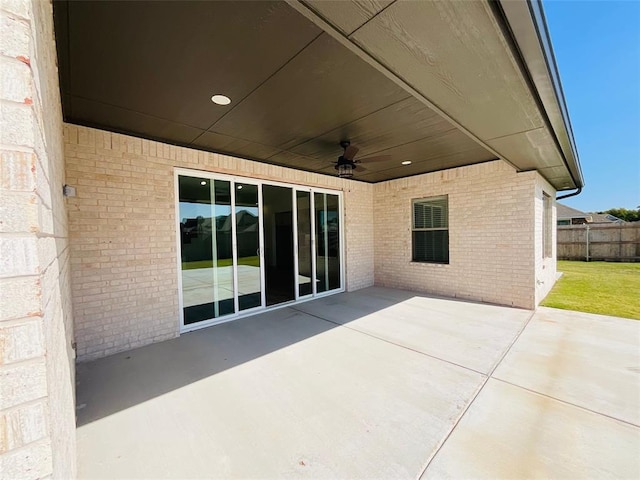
[336,162,354,178]
[332,140,391,179]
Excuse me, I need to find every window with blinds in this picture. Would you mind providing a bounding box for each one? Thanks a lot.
[412,196,449,263]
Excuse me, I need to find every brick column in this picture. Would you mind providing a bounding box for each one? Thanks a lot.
[0,0,76,477]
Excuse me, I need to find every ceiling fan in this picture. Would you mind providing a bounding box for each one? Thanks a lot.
[334,140,389,178]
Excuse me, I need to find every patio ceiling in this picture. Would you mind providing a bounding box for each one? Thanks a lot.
[53,0,582,189]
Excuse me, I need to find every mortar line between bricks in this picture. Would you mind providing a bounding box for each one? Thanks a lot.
[0,143,35,153]
[0,355,46,371]
[0,435,53,458]
[416,307,537,479]
[0,395,48,415]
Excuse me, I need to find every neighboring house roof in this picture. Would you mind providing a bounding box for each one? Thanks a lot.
[557,203,625,224]
[589,213,625,224]
[557,203,589,221]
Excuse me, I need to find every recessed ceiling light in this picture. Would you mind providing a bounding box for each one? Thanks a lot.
[211,94,231,105]
[237,185,243,190]
[401,160,412,165]
[200,181,207,186]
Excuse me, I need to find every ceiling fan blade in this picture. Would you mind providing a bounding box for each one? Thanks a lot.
[354,164,367,172]
[359,155,391,163]
[344,144,359,160]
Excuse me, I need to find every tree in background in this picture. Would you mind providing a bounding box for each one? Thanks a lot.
[597,208,640,222]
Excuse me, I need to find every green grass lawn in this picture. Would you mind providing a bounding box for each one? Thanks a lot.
[182,256,260,270]
[541,261,640,320]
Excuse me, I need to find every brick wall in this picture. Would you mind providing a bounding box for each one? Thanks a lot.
[64,124,374,361]
[0,0,76,478]
[373,161,542,309]
[534,174,557,304]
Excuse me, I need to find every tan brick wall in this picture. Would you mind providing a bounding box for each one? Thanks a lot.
[0,0,76,478]
[373,161,540,309]
[64,124,374,361]
[534,174,558,304]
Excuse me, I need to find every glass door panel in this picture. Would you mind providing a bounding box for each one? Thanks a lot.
[179,176,234,325]
[326,193,341,291]
[314,192,341,293]
[178,172,344,330]
[234,183,262,310]
[296,191,313,297]
[263,185,295,306]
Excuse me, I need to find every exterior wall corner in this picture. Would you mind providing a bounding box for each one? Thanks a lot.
[374,161,540,310]
[0,0,77,477]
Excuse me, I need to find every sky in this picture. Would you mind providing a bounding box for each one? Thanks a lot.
[543,0,640,212]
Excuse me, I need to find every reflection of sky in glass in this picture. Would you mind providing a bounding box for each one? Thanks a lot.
[180,202,232,223]
[318,211,338,231]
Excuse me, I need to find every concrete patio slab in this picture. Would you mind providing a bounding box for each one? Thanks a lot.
[293,286,533,373]
[77,303,485,479]
[76,288,640,479]
[494,307,640,425]
[423,378,640,479]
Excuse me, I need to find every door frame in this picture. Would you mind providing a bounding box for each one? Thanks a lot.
[174,167,345,334]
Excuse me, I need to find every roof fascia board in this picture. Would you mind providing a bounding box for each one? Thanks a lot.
[498,0,584,188]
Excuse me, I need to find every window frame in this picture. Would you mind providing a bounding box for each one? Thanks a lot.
[411,195,449,264]
[542,192,553,258]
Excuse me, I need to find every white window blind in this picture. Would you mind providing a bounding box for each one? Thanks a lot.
[412,196,449,263]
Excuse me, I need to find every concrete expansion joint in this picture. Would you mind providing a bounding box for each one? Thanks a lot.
[289,305,487,376]
[491,377,640,430]
[417,308,538,478]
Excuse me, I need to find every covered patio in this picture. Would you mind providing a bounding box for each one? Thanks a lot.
[76,287,639,479]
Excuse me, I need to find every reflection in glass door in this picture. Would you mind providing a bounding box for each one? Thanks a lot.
[179,177,234,324]
[234,183,261,311]
[315,192,341,293]
[263,185,295,306]
[296,191,313,297]
[178,171,343,330]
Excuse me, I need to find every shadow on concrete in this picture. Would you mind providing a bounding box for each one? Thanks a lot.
[76,287,423,426]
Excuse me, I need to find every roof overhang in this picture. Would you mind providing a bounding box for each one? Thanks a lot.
[53,0,583,190]
[497,0,584,189]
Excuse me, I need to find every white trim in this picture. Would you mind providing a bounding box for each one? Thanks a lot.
[258,183,266,309]
[210,180,220,318]
[174,170,186,331]
[310,190,317,296]
[323,194,329,290]
[339,189,346,292]
[296,188,314,300]
[292,187,300,302]
[175,168,345,334]
[230,180,239,314]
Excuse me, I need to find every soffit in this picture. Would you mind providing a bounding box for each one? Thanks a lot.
[54,1,579,186]
[300,0,579,189]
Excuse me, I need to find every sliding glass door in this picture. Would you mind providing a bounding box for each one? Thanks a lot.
[314,192,341,293]
[177,171,343,331]
[234,182,261,311]
[295,191,313,298]
[178,177,234,325]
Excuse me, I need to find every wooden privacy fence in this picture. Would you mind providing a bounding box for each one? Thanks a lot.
[557,223,640,262]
